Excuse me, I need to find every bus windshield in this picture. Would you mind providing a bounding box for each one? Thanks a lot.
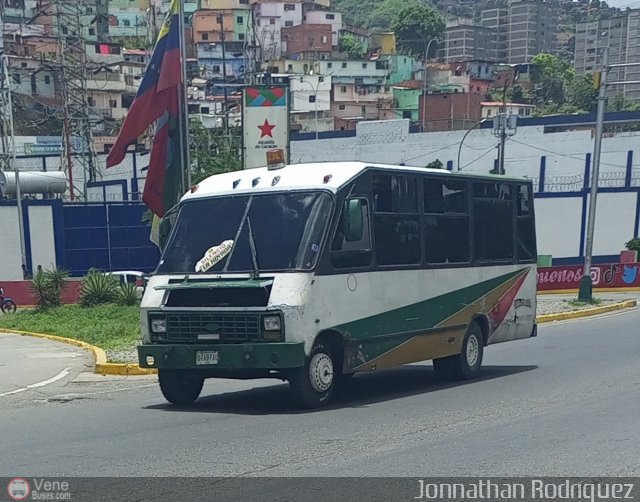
[157,191,333,274]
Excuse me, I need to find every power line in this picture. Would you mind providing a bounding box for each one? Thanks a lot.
[509,138,629,169]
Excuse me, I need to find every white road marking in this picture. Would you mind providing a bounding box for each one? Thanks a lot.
[0,367,71,397]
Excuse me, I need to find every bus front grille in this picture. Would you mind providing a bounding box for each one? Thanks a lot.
[165,312,261,343]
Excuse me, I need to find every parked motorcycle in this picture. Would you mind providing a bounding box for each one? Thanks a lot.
[0,287,17,313]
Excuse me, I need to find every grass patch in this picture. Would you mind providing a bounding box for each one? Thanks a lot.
[0,304,140,351]
[565,298,604,308]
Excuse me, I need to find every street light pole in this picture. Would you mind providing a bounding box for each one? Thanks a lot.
[578,47,609,302]
[457,118,488,171]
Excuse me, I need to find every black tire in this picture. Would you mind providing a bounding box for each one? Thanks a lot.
[158,370,204,406]
[289,341,336,409]
[433,322,484,381]
[1,300,16,313]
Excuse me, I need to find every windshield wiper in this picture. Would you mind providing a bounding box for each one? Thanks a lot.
[246,216,260,279]
[222,197,260,277]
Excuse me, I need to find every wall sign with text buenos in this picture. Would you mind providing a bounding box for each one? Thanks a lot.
[242,86,290,169]
[537,263,640,291]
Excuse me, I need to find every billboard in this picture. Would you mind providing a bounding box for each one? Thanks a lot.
[242,86,289,169]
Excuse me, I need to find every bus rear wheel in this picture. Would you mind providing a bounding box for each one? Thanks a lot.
[289,341,335,409]
[158,370,204,406]
[433,322,484,381]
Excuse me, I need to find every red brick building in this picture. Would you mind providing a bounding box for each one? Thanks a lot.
[281,24,332,60]
[418,92,484,132]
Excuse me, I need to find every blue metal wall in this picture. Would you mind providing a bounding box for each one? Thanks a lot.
[61,203,160,276]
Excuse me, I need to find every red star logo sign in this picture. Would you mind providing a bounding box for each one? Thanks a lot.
[258,119,276,138]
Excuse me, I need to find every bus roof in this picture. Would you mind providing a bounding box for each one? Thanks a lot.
[182,161,532,202]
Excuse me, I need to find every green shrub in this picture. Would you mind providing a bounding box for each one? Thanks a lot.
[625,237,640,254]
[80,271,119,307]
[117,282,142,306]
[30,267,70,310]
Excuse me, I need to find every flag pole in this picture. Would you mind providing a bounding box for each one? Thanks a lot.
[178,0,191,190]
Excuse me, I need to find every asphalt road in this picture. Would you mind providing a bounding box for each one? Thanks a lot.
[1,306,639,482]
[0,334,91,398]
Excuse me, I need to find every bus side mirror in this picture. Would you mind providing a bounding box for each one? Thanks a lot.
[343,198,364,242]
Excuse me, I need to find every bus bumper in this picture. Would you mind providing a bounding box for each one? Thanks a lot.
[138,342,306,371]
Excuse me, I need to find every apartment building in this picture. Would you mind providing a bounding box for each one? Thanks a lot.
[481,0,559,64]
[441,18,497,63]
[574,10,640,101]
[481,8,508,61]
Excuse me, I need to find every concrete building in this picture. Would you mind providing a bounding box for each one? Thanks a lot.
[480,101,535,119]
[290,73,333,133]
[441,18,497,63]
[425,61,496,94]
[193,8,254,90]
[481,0,559,63]
[481,8,508,61]
[253,1,304,61]
[85,63,143,121]
[7,55,58,100]
[304,10,342,47]
[391,82,421,121]
[388,54,417,85]
[574,11,640,101]
[2,23,59,59]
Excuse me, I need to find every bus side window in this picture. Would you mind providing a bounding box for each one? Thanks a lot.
[473,182,514,262]
[331,198,372,269]
[516,184,536,261]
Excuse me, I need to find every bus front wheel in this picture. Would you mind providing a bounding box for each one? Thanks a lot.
[433,322,484,381]
[158,370,204,406]
[289,341,335,409]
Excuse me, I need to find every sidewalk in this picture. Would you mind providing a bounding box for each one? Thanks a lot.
[537,292,639,316]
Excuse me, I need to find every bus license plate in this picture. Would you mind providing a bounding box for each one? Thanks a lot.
[196,351,219,366]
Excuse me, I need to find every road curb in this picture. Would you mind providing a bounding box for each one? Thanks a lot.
[2,299,637,374]
[536,299,637,324]
[538,288,640,295]
[0,329,157,376]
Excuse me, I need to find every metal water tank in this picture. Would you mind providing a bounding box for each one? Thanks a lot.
[1,171,67,198]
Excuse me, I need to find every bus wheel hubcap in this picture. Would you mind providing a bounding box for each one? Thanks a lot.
[466,335,479,367]
[309,353,333,393]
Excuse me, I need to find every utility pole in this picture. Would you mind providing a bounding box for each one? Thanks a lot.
[578,47,609,302]
[217,15,229,134]
[54,0,97,200]
[1,18,28,271]
[491,112,517,174]
[421,38,438,132]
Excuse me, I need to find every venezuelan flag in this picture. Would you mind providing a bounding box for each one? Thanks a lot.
[106,0,183,217]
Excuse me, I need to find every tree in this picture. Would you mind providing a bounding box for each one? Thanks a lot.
[531,53,575,106]
[391,3,445,57]
[189,120,242,184]
[508,85,527,103]
[338,35,366,59]
[565,75,598,113]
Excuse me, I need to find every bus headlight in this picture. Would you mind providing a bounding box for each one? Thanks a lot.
[263,315,281,331]
[150,317,167,333]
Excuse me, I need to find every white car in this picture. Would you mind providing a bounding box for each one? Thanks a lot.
[107,270,146,293]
